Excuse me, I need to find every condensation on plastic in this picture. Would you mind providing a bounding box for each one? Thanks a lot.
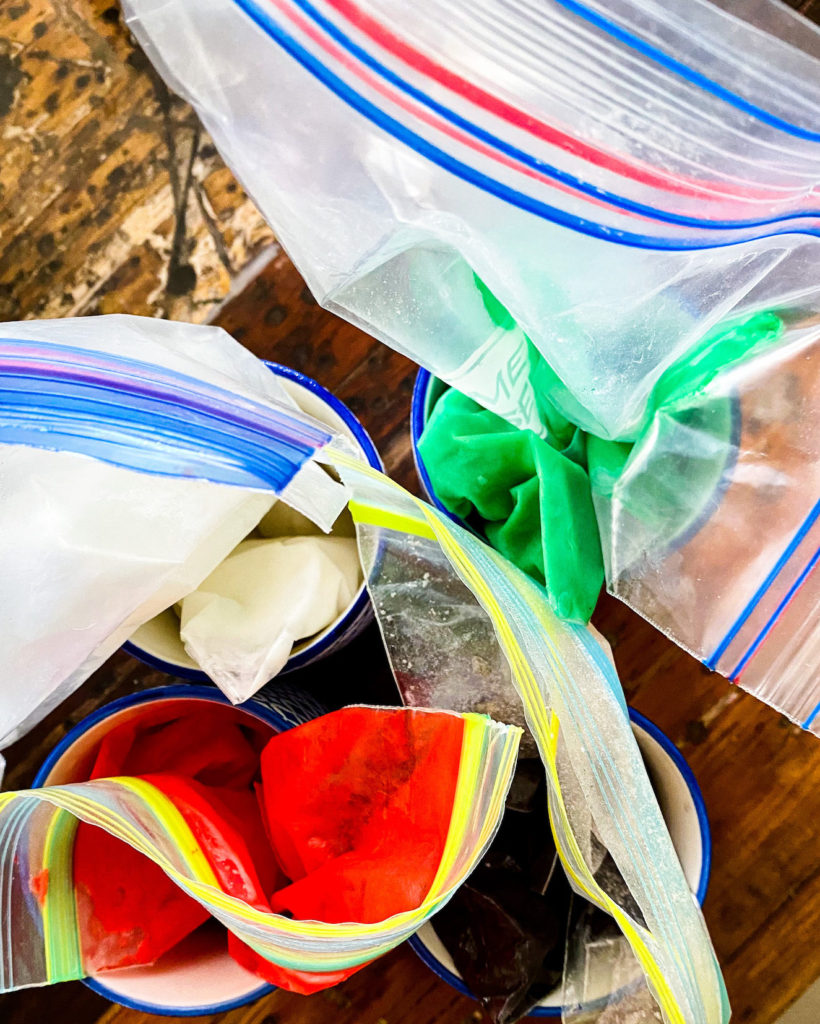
[555,0,820,135]
[594,318,820,734]
[0,316,346,746]
[0,709,519,992]
[329,449,727,1024]
[561,897,664,1024]
[122,0,820,440]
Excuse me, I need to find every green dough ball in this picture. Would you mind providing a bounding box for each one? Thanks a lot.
[418,309,784,623]
[419,388,603,622]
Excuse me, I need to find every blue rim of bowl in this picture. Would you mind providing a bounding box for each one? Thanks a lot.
[628,708,711,907]
[30,683,296,1016]
[410,368,461,525]
[408,707,711,1017]
[124,361,383,678]
[81,973,273,1018]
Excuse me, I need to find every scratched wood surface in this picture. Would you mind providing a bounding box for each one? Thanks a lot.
[0,0,275,322]
[1,2,820,1024]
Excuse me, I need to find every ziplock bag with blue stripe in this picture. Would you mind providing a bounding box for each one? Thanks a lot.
[121,0,820,731]
[0,314,347,745]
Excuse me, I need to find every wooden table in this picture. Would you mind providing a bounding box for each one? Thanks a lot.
[2,3,820,1024]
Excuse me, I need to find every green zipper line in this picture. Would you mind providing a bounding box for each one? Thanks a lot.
[41,809,82,983]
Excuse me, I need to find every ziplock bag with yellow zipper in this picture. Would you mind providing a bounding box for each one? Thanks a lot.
[0,316,725,1023]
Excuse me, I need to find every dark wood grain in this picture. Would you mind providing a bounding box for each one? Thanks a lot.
[1,2,820,1024]
[0,0,275,323]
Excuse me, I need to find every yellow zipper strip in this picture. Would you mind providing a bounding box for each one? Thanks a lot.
[343,486,686,1024]
[426,714,521,898]
[421,506,685,1024]
[110,777,220,886]
[41,809,82,982]
[348,500,436,540]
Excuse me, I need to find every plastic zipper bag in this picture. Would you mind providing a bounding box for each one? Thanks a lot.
[0,315,347,744]
[122,0,820,441]
[329,449,728,1024]
[304,0,820,213]
[0,329,725,1021]
[120,0,820,232]
[553,0,820,137]
[0,705,519,993]
[593,313,820,734]
[120,0,820,722]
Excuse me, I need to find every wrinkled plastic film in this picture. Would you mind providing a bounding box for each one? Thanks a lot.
[0,713,519,992]
[561,897,661,1024]
[352,511,536,751]
[124,0,820,212]
[0,326,334,496]
[0,445,274,747]
[331,451,727,1024]
[122,0,820,440]
[0,315,348,530]
[553,0,820,135]
[0,317,345,745]
[596,319,820,731]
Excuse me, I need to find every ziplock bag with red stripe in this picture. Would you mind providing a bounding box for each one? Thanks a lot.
[122,0,820,437]
[0,314,347,746]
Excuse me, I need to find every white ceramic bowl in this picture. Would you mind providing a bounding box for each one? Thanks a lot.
[409,708,710,1017]
[125,362,382,679]
[32,683,324,1016]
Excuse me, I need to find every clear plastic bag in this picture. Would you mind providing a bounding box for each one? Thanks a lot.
[554,0,820,136]
[594,316,820,734]
[0,315,346,744]
[122,0,820,442]
[0,321,726,1020]
[0,708,519,992]
[309,0,820,212]
[120,0,820,722]
[331,450,728,1024]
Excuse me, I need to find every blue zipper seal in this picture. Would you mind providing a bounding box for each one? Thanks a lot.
[232,0,820,251]
[0,341,331,492]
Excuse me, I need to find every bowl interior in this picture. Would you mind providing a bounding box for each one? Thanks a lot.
[129,373,370,670]
[86,922,270,1014]
[422,374,450,424]
[40,696,274,1013]
[413,718,705,1013]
